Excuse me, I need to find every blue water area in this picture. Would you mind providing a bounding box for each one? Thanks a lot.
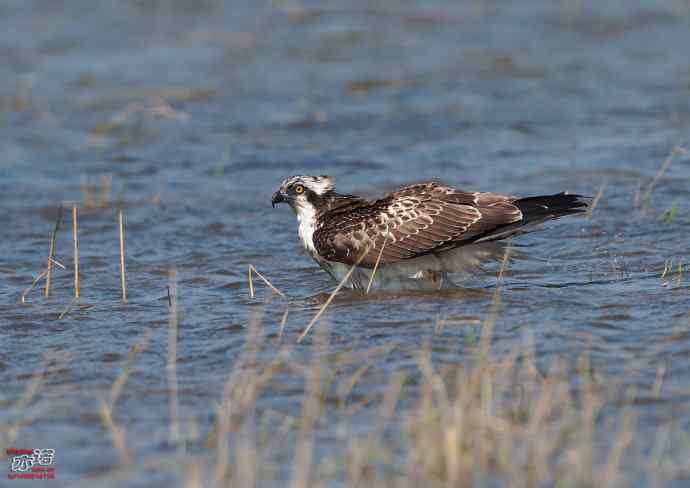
[1,0,689,486]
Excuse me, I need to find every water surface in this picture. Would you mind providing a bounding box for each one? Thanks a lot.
[1,0,690,486]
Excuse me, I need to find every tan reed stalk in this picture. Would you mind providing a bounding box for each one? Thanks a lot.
[167,267,181,448]
[600,408,636,487]
[586,183,606,219]
[366,230,389,294]
[97,329,153,465]
[119,209,127,303]
[44,206,63,297]
[276,307,289,342]
[21,268,48,304]
[2,355,62,447]
[99,398,129,464]
[248,265,254,298]
[297,248,368,342]
[110,331,153,407]
[290,325,329,488]
[72,205,80,299]
[184,463,204,488]
[248,264,285,297]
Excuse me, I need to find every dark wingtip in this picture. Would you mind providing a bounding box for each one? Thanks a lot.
[515,193,589,223]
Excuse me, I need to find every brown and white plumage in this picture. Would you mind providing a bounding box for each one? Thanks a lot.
[272,175,587,290]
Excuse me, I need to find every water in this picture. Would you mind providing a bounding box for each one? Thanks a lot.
[1,0,690,486]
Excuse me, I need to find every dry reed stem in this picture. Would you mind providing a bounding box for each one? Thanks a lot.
[119,209,127,303]
[44,205,63,297]
[586,183,606,219]
[72,205,80,298]
[248,264,285,298]
[290,326,328,488]
[373,372,405,437]
[20,268,48,303]
[661,259,673,280]
[366,230,389,294]
[638,146,687,208]
[278,307,289,341]
[1,358,51,448]
[167,267,181,449]
[650,422,671,484]
[184,462,204,488]
[335,346,401,409]
[601,408,636,487]
[99,398,129,464]
[211,400,230,485]
[297,248,368,342]
[50,258,66,269]
[248,265,254,298]
[211,306,285,485]
[347,371,405,484]
[110,331,153,408]
[236,413,257,488]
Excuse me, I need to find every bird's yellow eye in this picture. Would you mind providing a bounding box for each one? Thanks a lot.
[294,185,305,194]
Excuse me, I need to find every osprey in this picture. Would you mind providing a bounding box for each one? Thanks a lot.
[272,175,587,291]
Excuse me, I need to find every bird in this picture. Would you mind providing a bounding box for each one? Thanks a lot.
[271,175,588,291]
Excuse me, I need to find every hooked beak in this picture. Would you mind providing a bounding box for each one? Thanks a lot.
[271,191,285,208]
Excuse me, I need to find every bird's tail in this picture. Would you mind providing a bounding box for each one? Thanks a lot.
[474,192,588,244]
[514,193,588,225]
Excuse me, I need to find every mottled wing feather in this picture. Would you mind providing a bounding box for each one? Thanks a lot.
[313,182,523,267]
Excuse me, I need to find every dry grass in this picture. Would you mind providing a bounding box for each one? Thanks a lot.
[366,231,390,294]
[44,206,63,297]
[636,146,688,209]
[119,209,128,303]
[96,330,154,466]
[298,248,369,342]
[20,268,49,304]
[168,267,182,449]
[586,183,606,219]
[158,311,686,487]
[72,204,80,299]
[0,353,71,456]
[248,264,286,298]
[2,299,689,487]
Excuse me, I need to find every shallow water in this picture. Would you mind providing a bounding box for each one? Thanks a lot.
[1,0,690,486]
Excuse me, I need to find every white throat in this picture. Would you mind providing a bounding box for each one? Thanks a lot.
[294,202,321,261]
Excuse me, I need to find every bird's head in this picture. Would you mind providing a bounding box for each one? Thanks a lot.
[271,175,335,214]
